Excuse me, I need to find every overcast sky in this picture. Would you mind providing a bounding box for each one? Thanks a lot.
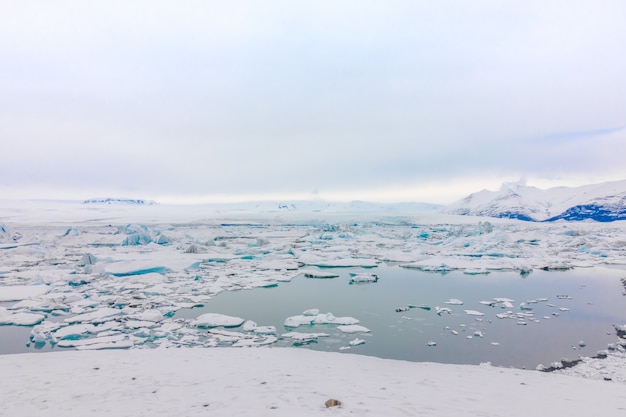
[2,1,625,204]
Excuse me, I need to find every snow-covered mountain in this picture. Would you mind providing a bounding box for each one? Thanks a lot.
[443,180,626,222]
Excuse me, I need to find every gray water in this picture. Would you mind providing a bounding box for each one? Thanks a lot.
[2,266,625,369]
[175,266,626,368]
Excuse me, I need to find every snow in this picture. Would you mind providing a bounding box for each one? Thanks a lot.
[2,199,626,416]
[1,348,625,417]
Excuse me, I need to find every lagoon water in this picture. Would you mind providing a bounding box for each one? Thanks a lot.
[175,266,625,369]
[3,266,625,369]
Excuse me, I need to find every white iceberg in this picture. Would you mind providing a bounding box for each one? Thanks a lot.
[337,324,371,333]
[463,310,485,316]
[192,313,245,328]
[349,272,378,283]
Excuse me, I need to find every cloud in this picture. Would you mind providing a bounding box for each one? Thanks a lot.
[1,1,626,202]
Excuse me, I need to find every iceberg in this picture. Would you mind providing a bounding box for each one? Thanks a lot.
[338,324,371,333]
[281,332,330,342]
[192,313,245,328]
[284,312,359,327]
[349,272,378,284]
[464,310,485,316]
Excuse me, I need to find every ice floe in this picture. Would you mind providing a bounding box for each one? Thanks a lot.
[192,313,245,328]
[0,285,48,302]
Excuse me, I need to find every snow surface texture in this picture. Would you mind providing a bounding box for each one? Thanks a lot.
[1,348,625,417]
[443,179,626,222]
[2,199,626,416]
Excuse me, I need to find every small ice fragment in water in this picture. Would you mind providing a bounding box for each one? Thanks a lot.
[435,306,452,316]
[463,310,485,316]
[349,273,378,284]
[427,341,437,346]
[445,299,464,305]
[349,338,366,346]
[337,324,370,333]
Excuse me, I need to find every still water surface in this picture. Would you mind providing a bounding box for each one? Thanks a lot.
[176,266,626,368]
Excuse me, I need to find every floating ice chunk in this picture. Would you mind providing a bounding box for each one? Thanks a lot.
[0,285,48,302]
[53,323,98,340]
[559,307,571,312]
[253,326,277,335]
[427,341,437,346]
[493,297,515,303]
[64,307,121,324]
[0,308,45,326]
[479,301,497,307]
[284,312,359,327]
[57,334,130,349]
[300,258,378,268]
[312,313,359,325]
[302,309,320,316]
[193,313,245,328]
[445,299,464,305]
[125,320,158,329]
[349,338,366,346]
[435,307,452,316]
[9,299,59,312]
[474,331,484,338]
[519,303,533,311]
[76,338,134,350]
[410,304,431,311]
[284,315,315,327]
[302,270,340,279]
[242,320,258,332]
[463,310,485,316]
[463,269,490,275]
[232,335,278,347]
[127,309,164,322]
[337,325,371,333]
[349,273,378,284]
[281,332,330,341]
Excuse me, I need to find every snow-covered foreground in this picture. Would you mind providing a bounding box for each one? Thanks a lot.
[1,347,625,417]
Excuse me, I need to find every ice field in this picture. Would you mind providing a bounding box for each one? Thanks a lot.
[1,199,626,416]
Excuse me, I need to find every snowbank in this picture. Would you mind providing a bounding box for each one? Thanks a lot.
[0,348,624,417]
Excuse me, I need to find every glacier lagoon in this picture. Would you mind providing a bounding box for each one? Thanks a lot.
[2,200,626,371]
[4,265,623,369]
[171,266,625,369]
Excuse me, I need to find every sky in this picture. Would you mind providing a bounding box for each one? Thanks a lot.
[1,1,626,205]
